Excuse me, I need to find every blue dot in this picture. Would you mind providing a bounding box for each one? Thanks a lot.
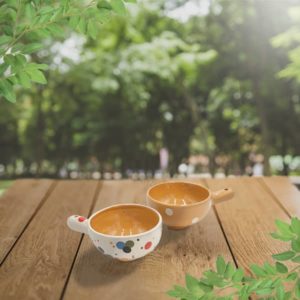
[116,241,125,249]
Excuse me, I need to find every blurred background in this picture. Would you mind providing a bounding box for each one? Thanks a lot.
[1,0,300,182]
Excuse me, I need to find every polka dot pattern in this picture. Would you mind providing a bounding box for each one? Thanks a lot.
[116,240,135,253]
[92,233,158,261]
[125,240,134,247]
[165,208,174,216]
[123,246,131,253]
[97,246,104,253]
[145,241,152,250]
[116,241,125,249]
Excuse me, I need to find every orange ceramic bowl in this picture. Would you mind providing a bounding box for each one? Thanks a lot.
[147,181,233,230]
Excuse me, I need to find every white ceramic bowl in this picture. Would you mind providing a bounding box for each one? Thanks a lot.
[67,203,162,261]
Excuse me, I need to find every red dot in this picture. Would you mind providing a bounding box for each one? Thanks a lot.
[78,216,86,222]
[145,241,152,250]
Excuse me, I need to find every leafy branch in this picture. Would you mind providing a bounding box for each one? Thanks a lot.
[167,217,300,300]
[0,0,136,102]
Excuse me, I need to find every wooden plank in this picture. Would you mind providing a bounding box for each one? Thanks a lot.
[259,176,300,217]
[0,180,99,300]
[63,180,234,300]
[205,177,293,271]
[0,179,54,264]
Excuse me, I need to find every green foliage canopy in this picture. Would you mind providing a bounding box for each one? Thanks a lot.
[0,0,134,102]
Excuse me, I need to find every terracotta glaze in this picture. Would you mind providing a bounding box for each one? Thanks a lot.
[90,205,159,236]
[147,181,233,230]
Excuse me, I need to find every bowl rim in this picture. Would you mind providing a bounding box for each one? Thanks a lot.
[88,203,162,238]
[147,181,211,207]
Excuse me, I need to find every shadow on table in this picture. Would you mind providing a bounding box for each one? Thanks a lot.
[158,224,200,247]
[74,245,143,287]
[74,225,199,287]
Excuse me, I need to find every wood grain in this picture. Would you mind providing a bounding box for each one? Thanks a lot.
[0,179,54,264]
[63,180,234,300]
[205,177,293,272]
[0,180,99,300]
[259,176,300,217]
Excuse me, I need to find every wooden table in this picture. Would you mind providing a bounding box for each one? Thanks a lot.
[0,177,299,299]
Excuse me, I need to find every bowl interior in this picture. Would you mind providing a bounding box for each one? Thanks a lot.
[90,205,159,236]
[148,182,209,206]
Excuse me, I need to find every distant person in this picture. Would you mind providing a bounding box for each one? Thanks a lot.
[253,162,263,176]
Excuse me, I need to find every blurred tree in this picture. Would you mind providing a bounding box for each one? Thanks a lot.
[1,0,300,177]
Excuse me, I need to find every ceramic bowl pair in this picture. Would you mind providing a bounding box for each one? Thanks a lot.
[67,181,233,261]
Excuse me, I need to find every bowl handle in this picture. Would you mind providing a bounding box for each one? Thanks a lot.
[67,215,88,234]
[211,188,234,203]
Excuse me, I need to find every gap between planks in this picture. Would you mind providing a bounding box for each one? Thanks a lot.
[59,180,103,300]
[62,180,236,300]
[256,177,300,218]
[0,179,57,266]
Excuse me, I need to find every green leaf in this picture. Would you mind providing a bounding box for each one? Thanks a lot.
[276,262,288,273]
[124,0,136,2]
[273,277,282,285]
[39,6,54,15]
[185,274,203,296]
[291,255,300,263]
[0,62,8,75]
[271,232,293,242]
[275,220,294,239]
[50,6,63,21]
[23,43,43,54]
[198,281,213,292]
[216,256,226,275]
[275,219,292,233]
[285,272,297,281]
[26,68,47,84]
[11,43,25,53]
[87,21,98,40]
[259,278,273,288]
[272,251,295,261]
[97,0,113,10]
[250,264,266,277]
[0,79,16,102]
[292,239,300,252]
[15,54,27,67]
[167,285,189,299]
[239,285,249,300]
[248,279,264,292]
[34,28,50,38]
[69,15,80,29]
[97,9,111,23]
[284,291,292,300]
[263,262,277,275]
[25,3,36,20]
[295,280,300,299]
[224,262,235,279]
[232,269,244,283]
[18,71,31,88]
[0,35,13,46]
[255,287,273,295]
[4,54,15,66]
[26,63,48,71]
[111,0,126,15]
[7,75,19,85]
[77,18,86,34]
[291,218,300,235]
[47,24,63,36]
[276,284,285,300]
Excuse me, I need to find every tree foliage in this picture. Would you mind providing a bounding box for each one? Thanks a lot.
[0,0,300,177]
[0,0,134,102]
